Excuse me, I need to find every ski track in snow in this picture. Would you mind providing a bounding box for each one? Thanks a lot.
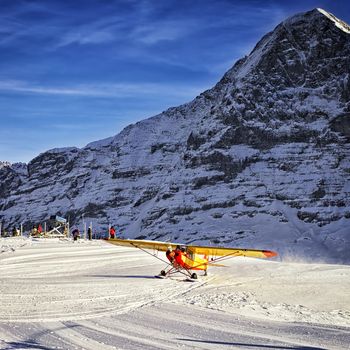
[0,238,349,349]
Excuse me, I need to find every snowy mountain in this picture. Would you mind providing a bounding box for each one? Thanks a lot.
[1,8,349,262]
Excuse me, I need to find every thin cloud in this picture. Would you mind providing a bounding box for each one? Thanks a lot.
[0,1,63,45]
[54,14,126,48]
[55,12,196,48]
[130,18,198,45]
[57,30,115,47]
[0,80,206,99]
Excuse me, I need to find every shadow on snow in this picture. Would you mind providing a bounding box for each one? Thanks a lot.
[177,339,326,350]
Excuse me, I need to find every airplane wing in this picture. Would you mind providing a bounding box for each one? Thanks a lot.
[106,238,179,252]
[187,245,277,259]
[106,238,277,259]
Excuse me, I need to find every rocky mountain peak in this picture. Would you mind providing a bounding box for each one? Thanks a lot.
[316,8,350,33]
[282,8,348,32]
[221,8,350,91]
[0,161,11,169]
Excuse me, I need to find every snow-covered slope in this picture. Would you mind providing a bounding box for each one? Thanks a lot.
[0,238,349,349]
[1,8,350,262]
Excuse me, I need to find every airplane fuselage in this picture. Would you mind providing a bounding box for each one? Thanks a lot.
[166,248,207,271]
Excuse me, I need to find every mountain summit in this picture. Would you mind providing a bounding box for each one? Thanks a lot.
[1,9,349,262]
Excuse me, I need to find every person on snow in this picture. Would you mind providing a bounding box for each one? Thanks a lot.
[12,227,19,237]
[166,246,175,263]
[88,227,92,240]
[109,226,116,239]
[174,245,187,266]
[72,228,80,241]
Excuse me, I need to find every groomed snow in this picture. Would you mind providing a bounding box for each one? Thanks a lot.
[0,237,349,349]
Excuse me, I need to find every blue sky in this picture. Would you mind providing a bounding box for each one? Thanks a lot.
[1,0,349,163]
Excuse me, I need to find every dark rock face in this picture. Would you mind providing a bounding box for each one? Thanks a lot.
[0,167,21,198]
[1,9,349,262]
[330,114,350,140]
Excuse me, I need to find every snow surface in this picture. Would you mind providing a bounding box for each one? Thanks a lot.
[0,237,349,349]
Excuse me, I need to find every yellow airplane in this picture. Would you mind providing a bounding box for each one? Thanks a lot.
[106,238,278,280]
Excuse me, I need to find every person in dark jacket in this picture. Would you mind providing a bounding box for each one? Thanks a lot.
[72,228,80,241]
[88,227,92,240]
